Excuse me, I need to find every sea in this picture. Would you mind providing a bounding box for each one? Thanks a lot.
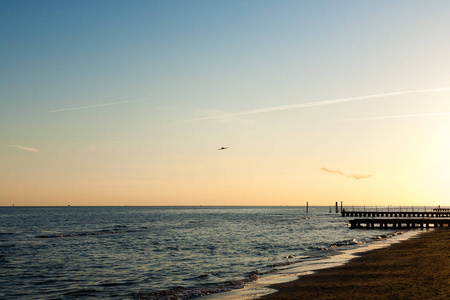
[0,206,418,299]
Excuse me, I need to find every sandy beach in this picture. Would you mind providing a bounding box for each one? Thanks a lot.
[261,228,450,300]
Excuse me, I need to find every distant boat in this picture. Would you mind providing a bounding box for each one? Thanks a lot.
[218,147,228,150]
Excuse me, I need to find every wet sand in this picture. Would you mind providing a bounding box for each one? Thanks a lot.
[261,228,450,300]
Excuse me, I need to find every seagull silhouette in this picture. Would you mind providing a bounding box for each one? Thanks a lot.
[218,147,228,150]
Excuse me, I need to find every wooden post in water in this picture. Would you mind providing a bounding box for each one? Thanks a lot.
[335,202,338,213]
[306,202,309,213]
[341,201,343,212]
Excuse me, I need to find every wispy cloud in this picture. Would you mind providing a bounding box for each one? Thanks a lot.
[168,107,254,125]
[326,112,450,122]
[183,87,450,122]
[49,100,141,113]
[6,144,39,153]
[116,165,155,169]
[80,143,135,152]
[320,167,372,180]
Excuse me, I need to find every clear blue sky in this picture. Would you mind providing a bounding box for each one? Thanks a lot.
[2,1,450,206]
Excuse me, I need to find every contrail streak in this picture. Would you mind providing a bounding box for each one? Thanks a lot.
[5,145,39,152]
[49,100,140,113]
[184,87,450,122]
[326,112,450,122]
[320,167,372,180]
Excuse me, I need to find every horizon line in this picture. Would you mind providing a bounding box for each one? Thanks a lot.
[1,204,443,208]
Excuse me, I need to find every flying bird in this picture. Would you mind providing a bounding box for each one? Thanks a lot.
[218,147,228,150]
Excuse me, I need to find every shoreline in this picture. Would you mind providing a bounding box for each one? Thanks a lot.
[259,228,450,300]
[203,230,420,300]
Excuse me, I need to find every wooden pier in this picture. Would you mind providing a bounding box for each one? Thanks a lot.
[341,209,450,218]
[339,205,450,230]
[349,218,450,229]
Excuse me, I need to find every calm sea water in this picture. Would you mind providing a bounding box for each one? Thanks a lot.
[0,206,402,299]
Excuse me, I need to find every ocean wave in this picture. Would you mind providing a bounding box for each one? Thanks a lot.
[137,271,260,300]
[324,231,405,250]
[137,281,248,300]
[37,227,150,238]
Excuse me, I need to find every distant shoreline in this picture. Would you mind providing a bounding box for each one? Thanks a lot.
[261,228,449,299]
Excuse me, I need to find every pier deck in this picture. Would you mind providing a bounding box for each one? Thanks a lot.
[349,218,450,229]
[342,210,450,218]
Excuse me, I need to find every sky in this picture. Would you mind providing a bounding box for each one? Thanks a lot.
[1,0,450,207]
